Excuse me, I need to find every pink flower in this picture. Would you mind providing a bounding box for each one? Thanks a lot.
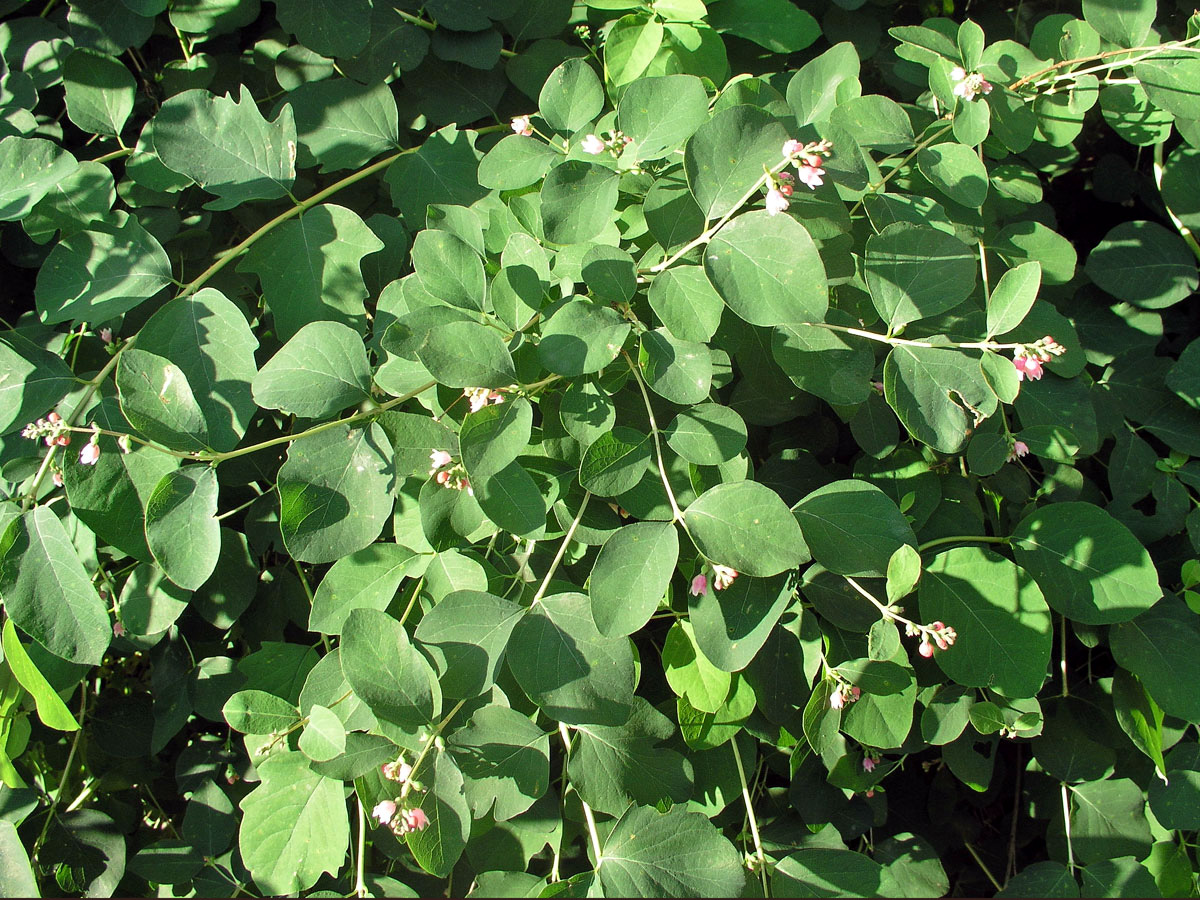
[429,449,453,472]
[782,139,803,158]
[371,800,397,826]
[797,163,825,189]
[849,686,861,702]
[580,134,605,155]
[1008,440,1029,463]
[863,757,876,773]
[830,688,845,710]
[765,188,789,216]
[1012,355,1043,381]
[382,758,413,783]
[79,442,100,465]
[510,115,533,136]
[951,67,993,102]
[712,564,737,591]
[99,327,113,344]
[918,639,934,658]
[113,620,126,638]
[392,806,430,835]
[52,470,64,487]
[690,574,708,596]
[436,470,451,485]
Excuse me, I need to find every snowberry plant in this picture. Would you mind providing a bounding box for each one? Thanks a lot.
[1,0,1199,897]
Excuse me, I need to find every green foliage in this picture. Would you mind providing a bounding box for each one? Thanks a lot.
[3,2,1200,898]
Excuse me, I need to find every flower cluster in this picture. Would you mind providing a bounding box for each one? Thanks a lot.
[465,386,505,414]
[689,563,739,596]
[782,138,832,186]
[1012,336,1066,382]
[22,411,70,447]
[430,449,471,495]
[767,139,833,214]
[23,414,111,467]
[371,753,431,836]
[764,171,794,216]
[371,800,430,837]
[829,684,861,710]
[580,130,633,157]
[909,620,958,658]
[950,66,993,102]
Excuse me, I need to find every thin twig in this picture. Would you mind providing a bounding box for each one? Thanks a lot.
[1061,783,1075,874]
[532,494,591,605]
[623,351,684,523]
[558,723,604,867]
[732,739,769,897]
[964,842,1003,893]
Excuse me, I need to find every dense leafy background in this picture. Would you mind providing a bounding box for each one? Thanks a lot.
[2,0,1200,897]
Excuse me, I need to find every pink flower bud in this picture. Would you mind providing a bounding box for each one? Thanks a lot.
[690,574,708,596]
[47,412,61,424]
[849,685,861,701]
[918,639,934,658]
[580,134,605,155]
[52,471,64,487]
[436,470,451,485]
[99,327,113,344]
[79,442,100,465]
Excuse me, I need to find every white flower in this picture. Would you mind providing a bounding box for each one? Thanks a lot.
[712,564,738,591]
[765,188,789,215]
[429,449,453,472]
[580,134,605,155]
